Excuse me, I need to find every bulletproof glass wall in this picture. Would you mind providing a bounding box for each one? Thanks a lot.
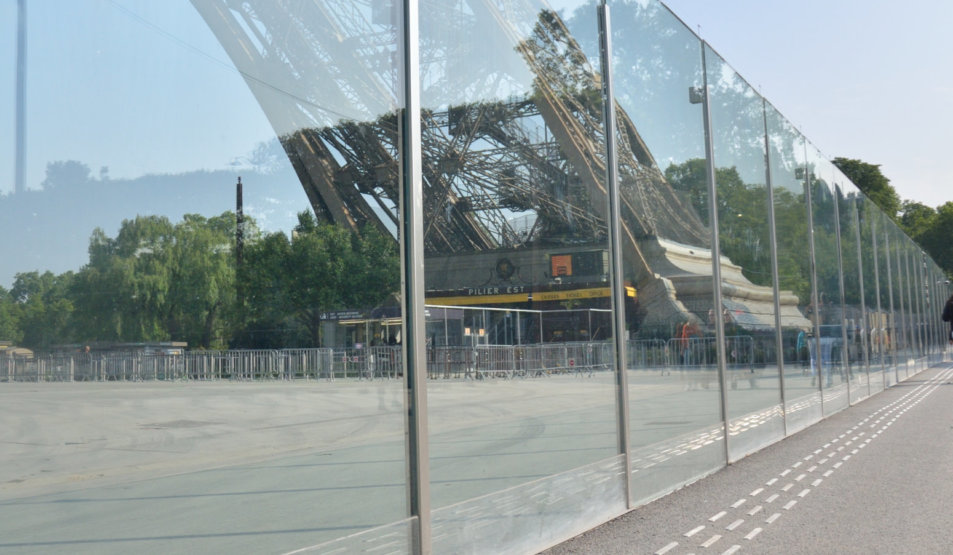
[1,1,948,554]
[0,2,414,552]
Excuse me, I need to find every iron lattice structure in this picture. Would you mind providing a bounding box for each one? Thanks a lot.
[193,0,709,283]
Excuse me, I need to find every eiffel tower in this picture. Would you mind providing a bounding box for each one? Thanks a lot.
[193,0,808,332]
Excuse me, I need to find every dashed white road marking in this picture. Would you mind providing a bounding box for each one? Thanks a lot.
[725,519,744,531]
[685,525,705,537]
[648,368,953,555]
[745,528,763,540]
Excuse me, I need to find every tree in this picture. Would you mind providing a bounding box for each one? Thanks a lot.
[832,158,900,222]
[10,271,75,349]
[915,202,953,277]
[40,160,93,191]
[69,212,237,349]
[0,286,21,344]
[240,212,400,347]
[899,200,936,243]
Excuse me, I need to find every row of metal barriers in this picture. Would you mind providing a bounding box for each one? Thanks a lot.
[0,337,755,382]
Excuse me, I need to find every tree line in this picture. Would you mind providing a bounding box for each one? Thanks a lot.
[0,211,399,351]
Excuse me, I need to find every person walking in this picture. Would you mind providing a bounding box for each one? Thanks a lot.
[942,294,953,343]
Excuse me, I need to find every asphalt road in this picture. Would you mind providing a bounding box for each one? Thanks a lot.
[546,362,953,555]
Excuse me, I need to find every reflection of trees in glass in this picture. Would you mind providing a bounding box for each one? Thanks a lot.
[70,213,237,349]
[665,159,773,287]
[6,271,74,349]
[810,178,841,308]
[2,210,400,351]
[833,158,900,221]
[837,188,863,306]
[239,212,399,347]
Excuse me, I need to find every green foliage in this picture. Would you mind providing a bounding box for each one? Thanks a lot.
[10,271,75,349]
[899,201,937,243]
[68,213,236,349]
[664,159,811,296]
[238,212,400,347]
[5,209,399,350]
[0,286,18,344]
[832,158,900,221]
[915,202,953,277]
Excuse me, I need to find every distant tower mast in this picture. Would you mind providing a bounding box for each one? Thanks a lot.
[15,0,26,195]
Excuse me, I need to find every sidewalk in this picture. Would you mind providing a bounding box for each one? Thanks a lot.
[546,363,953,554]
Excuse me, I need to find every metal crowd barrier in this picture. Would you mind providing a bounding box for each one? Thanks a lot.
[1,338,757,383]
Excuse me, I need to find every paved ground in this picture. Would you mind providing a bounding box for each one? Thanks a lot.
[545,362,953,555]
[0,363,935,554]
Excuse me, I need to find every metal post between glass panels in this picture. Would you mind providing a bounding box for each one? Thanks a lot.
[762,99,787,433]
[905,242,916,371]
[831,184,850,397]
[598,2,632,507]
[882,229,897,385]
[870,217,886,386]
[915,252,927,367]
[698,42,730,463]
[893,236,908,375]
[399,0,431,552]
[851,200,871,397]
[802,146,823,403]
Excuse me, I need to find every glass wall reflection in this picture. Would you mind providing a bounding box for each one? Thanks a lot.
[1,2,411,552]
[867,204,890,391]
[836,178,871,403]
[764,105,820,433]
[806,147,849,415]
[703,46,784,459]
[609,1,725,503]
[418,2,624,551]
[3,2,949,554]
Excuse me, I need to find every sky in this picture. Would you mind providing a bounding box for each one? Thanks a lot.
[2,0,951,210]
[660,0,953,209]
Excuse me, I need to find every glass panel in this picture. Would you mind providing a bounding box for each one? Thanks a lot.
[764,104,820,433]
[867,204,890,391]
[805,147,848,415]
[0,2,408,552]
[893,225,913,378]
[904,235,929,374]
[879,213,899,385]
[703,46,783,459]
[609,0,725,501]
[418,2,624,549]
[834,176,870,403]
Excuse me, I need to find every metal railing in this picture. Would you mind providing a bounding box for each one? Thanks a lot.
[0,337,758,383]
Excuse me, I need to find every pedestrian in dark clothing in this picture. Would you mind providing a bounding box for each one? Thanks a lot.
[942,294,953,343]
